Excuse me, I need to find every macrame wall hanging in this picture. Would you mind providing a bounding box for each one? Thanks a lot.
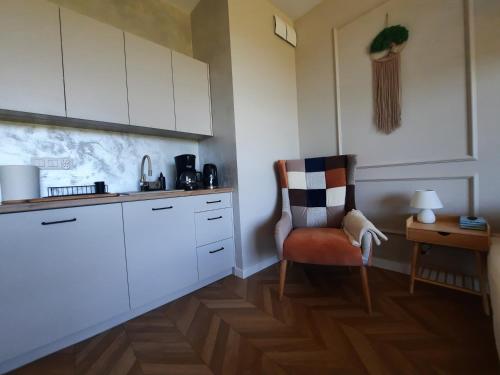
[369,15,409,134]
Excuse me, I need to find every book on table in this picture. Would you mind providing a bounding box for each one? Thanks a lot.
[459,216,487,231]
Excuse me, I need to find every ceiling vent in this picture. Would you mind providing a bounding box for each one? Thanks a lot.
[274,15,296,47]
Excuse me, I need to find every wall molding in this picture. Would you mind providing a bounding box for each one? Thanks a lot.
[233,255,279,279]
[372,257,410,275]
[332,0,477,169]
[356,174,479,233]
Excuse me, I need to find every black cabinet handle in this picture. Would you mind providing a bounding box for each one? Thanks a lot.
[152,206,173,211]
[206,200,222,204]
[209,247,225,254]
[42,218,77,226]
[438,231,451,236]
[207,216,223,221]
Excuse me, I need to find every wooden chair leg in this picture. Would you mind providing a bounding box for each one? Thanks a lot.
[360,266,372,314]
[279,260,288,301]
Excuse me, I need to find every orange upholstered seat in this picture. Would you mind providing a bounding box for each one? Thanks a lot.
[283,228,362,266]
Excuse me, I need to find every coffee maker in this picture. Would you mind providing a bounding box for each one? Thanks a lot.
[175,154,201,190]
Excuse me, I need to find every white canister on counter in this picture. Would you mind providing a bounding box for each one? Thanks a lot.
[0,165,40,202]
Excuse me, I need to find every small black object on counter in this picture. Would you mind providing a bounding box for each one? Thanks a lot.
[94,181,106,194]
[159,173,166,190]
[203,164,218,189]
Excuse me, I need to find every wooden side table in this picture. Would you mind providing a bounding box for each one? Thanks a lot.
[406,215,491,315]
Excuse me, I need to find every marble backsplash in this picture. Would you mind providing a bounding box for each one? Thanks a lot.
[0,122,199,195]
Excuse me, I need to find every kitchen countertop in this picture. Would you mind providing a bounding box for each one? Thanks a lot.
[0,188,233,215]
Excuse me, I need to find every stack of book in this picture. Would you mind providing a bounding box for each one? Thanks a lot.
[459,216,488,231]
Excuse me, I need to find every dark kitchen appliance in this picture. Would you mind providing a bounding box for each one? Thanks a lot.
[178,171,203,191]
[203,164,218,189]
[175,154,200,190]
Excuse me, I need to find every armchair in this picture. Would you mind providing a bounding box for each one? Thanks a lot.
[275,155,375,313]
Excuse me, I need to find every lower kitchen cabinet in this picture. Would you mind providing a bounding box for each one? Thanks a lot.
[197,238,235,280]
[122,197,199,309]
[0,192,235,372]
[0,204,130,365]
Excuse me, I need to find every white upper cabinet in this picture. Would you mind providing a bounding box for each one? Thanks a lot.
[0,0,65,116]
[172,51,212,136]
[124,33,176,130]
[60,8,129,124]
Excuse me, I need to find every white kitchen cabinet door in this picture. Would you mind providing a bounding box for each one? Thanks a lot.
[0,0,65,116]
[60,8,129,124]
[172,51,212,135]
[122,197,198,309]
[124,32,175,130]
[0,204,130,364]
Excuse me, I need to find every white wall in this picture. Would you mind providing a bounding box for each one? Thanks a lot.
[335,0,471,167]
[228,0,301,272]
[295,0,500,270]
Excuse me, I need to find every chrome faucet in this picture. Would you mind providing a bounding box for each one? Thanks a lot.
[140,154,152,188]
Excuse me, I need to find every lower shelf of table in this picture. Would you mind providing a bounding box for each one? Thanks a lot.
[415,265,482,295]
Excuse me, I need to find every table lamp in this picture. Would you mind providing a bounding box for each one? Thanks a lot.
[410,190,443,224]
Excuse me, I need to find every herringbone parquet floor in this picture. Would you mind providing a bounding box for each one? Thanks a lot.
[11,265,499,374]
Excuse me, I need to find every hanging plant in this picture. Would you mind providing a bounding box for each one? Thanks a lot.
[370,25,409,54]
[370,22,409,134]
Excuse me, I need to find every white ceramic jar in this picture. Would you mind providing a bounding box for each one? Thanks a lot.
[0,165,40,202]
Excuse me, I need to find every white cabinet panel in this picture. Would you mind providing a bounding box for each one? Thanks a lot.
[60,8,129,124]
[0,0,65,116]
[172,51,212,135]
[123,198,198,309]
[125,33,175,130]
[195,208,234,247]
[0,204,130,364]
[197,238,235,280]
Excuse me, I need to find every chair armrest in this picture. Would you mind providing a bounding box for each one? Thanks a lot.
[361,231,373,266]
[275,212,292,260]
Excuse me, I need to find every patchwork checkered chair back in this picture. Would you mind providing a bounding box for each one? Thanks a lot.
[277,155,356,228]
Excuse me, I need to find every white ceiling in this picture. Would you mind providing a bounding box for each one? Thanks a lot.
[161,0,200,14]
[162,0,322,20]
[269,0,322,20]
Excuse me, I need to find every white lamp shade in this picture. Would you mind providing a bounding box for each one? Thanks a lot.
[410,190,443,209]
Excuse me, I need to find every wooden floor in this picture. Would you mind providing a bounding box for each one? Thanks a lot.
[11,264,499,374]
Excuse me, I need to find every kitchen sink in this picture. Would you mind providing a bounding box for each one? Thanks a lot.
[119,190,185,196]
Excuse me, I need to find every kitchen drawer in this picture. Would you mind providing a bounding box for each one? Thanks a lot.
[194,192,232,212]
[195,207,233,246]
[123,196,191,213]
[407,228,490,251]
[197,238,235,280]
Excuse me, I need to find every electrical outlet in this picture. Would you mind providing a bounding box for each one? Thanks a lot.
[31,158,74,170]
[61,158,73,170]
[31,158,46,169]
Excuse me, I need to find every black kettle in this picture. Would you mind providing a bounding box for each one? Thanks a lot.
[203,164,218,189]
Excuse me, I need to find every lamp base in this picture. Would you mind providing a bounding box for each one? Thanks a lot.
[417,209,436,224]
